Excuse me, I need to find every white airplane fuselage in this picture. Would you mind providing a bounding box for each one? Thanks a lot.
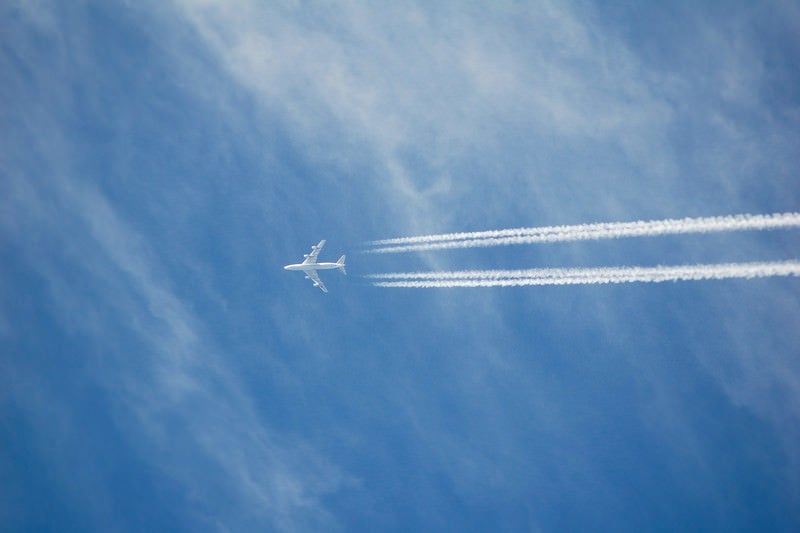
[283,262,341,272]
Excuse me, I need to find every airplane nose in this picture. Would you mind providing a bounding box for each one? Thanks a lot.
[283,265,289,270]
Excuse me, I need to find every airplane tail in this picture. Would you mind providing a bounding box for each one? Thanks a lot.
[337,255,347,275]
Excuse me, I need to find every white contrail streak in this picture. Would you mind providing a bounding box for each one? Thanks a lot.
[366,212,800,253]
[369,260,800,287]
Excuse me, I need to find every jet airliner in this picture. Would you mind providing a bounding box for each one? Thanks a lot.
[283,240,346,293]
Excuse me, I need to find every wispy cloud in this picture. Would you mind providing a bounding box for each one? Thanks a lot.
[4,169,349,530]
[169,0,674,230]
[5,0,800,528]
[169,0,800,508]
[1,7,350,529]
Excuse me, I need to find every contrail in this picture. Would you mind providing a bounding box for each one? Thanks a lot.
[366,212,800,253]
[368,260,800,287]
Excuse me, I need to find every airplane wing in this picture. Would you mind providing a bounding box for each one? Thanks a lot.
[306,269,328,293]
[301,240,326,265]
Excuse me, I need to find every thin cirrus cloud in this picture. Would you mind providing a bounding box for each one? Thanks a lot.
[4,0,800,529]
[169,0,674,220]
[172,0,800,487]
[1,13,349,529]
[5,168,348,530]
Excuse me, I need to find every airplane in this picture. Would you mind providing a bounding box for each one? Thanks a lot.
[283,240,346,293]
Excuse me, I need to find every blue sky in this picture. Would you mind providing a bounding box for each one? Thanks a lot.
[2,1,799,530]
